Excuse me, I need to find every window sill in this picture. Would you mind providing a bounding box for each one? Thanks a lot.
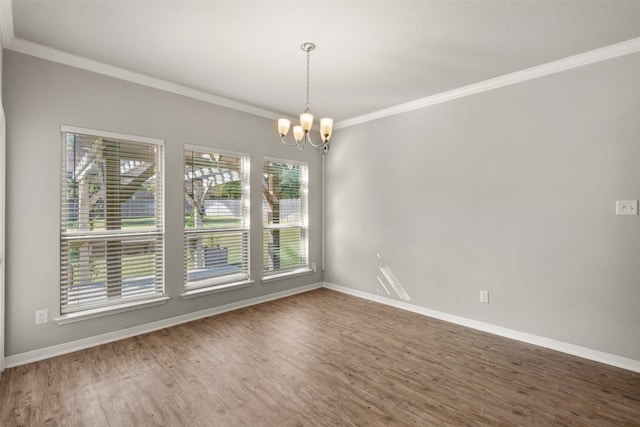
[261,268,313,283]
[54,296,170,325]
[181,280,255,300]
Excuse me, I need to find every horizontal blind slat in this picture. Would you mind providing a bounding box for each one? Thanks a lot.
[61,129,164,314]
[184,147,250,290]
[262,158,308,275]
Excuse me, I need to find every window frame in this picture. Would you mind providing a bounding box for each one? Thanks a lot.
[262,156,310,280]
[58,125,166,322]
[182,145,251,296]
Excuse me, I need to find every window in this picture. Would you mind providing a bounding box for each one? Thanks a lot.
[184,146,250,291]
[263,158,308,276]
[60,126,164,315]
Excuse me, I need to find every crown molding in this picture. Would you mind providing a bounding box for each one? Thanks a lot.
[334,36,640,130]
[3,27,640,130]
[5,37,283,121]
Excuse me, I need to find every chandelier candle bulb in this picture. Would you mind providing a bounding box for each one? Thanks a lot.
[293,125,304,142]
[278,119,291,136]
[300,113,314,132]
[320,118,333,141]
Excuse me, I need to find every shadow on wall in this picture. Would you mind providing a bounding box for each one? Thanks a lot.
[376,253,411,302]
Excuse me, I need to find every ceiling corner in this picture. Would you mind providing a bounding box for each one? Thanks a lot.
[0,0,14,48]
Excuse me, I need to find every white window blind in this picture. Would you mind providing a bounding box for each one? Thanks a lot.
[60,126,164,314]
[184,146,250,290]
[263,158,308,275]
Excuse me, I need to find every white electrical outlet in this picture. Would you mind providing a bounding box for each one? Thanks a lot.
[35,309,48,325]
[312,262,317,273]
[616,200,638,215]
[480,290,489,303]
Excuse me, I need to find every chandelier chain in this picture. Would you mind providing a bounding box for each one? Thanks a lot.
[305,47,311,112]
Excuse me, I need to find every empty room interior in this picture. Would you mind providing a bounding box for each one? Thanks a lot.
[1,1,640,425]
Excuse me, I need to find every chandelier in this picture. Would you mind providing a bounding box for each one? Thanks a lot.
[277,42,333,152]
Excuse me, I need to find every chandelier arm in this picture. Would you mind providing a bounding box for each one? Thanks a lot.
[305,133,329,151]
[281,137,302,147]
[306,135,325,149]
[281,136,308,150]
[281,132,326,150]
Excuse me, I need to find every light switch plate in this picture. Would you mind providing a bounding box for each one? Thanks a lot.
[616,200,638,215]
[480,290,489,303]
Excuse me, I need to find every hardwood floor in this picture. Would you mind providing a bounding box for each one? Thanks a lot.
[1,288,639,426]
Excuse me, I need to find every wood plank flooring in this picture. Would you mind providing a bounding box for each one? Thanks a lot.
[1,288,639,426]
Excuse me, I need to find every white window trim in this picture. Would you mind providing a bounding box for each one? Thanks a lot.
[183,145,251,296]
[54,296,169,325]
[181,279,255,300]
[186,272,249,290]
[261,268,313,283]
[61,125,164,146]
[262,157,309,280]
[60,125,166,316]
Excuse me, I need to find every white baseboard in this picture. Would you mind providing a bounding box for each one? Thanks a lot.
[323,282,640,373]
[4,283,323,369]
[6,281,639,374]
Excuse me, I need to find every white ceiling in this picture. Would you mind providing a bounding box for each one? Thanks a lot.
[5,1,640,123]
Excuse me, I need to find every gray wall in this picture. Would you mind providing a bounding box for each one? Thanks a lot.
[4,47,640,362]
[325,53,640,361]
[3,51,324,356]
